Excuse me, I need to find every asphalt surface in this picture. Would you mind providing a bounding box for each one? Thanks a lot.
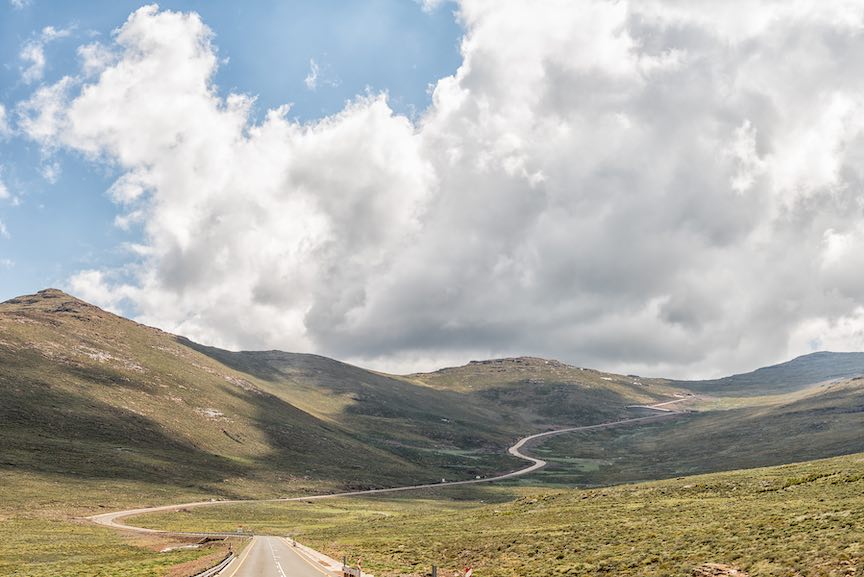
[88,400,690,575]
[219,537,333,577]
[89,401,688,534]
[222,537,332,577]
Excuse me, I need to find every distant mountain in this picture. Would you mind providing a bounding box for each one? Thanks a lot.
[677,351,864,395]
[407,357,673,423]
[7,288,859,503]
[0,289,677,501]
[536,374,864,486]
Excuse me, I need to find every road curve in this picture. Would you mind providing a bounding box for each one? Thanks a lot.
[89,401,686,534]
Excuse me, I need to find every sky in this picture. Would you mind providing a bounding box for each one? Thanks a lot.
[2,1,864,379]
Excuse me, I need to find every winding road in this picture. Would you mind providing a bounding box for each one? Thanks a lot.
[89,400,688,575]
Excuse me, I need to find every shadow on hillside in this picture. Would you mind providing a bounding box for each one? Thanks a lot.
[179,337,650,489]
[534,383,864,487]
[0,350,243,491]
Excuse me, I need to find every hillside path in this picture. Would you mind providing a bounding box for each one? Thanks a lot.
[88,399,686,534]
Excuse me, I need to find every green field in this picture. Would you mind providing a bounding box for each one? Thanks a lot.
[4,290,864,576]
[529,378,864,487]
[0,469,245,577]
[132,453,864,577]
[0,518,239,577]
[0,290,683,576]
[0,290,684,502]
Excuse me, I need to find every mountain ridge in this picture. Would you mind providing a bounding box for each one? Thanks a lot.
[15,289,862,393]
[0,288,676,506]
[3,287,864,505]
[676,350,864,395]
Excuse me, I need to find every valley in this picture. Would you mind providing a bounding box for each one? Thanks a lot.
[2,290,864,576]
[128,452,864,577]
[3,3,862,576]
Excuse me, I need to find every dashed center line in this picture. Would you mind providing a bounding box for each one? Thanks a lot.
[268,539,288,577]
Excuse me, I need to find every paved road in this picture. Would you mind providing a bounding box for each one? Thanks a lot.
[89,401,687,535]
[88,401,689,575]
[223,537,331,577]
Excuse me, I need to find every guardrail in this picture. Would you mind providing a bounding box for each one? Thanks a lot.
[189,552,234,577]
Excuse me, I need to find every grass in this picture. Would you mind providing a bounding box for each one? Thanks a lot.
[0,290,691,577]
[4,290,864,576]
[131,453,864,577]
[527,378,864,486]
[0,469,248,577]
[0,290,687,501]
[0,518,239,577]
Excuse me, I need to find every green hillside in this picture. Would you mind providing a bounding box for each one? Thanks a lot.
[133,452,864,577]
[677,351,864,395]
[408,357,675,424]
[0,289,430,501]
[0,289,679,506]
[4,289,864,577]
[529,376,864,486]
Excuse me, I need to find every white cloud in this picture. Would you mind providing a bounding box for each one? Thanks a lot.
[17,76,75,144]
[0,105,10,138]
[0,170,20,206]
[304,57,338,91]
[304,58,319,91]
[41,160,60,183]
[68,269,131,314]
[9,0,31,9]
[77,42,116,77]
[0,219,9,239]
[419,0,450,13]
[19,42,46,85]
[0,165,10,200]
[19,2,864,378]
[19,25,72,84]
[0,258,13,269]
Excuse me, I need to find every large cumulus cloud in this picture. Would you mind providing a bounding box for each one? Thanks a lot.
[17,2,864,377]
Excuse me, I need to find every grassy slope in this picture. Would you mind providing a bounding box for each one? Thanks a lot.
[1,289,683,504]
[0,519,239,577]
[524,376,864,487]
[0,289,683,576]
[5,289,864,576]
[133,452,864,577]
[195,349,684,446]
[406,357,678,425]
[0,290,436,502]
[677,351,864,395]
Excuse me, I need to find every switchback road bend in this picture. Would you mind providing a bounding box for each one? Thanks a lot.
[89,401,690,576]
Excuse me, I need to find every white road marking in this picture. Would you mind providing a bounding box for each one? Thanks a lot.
[268,539,288,577]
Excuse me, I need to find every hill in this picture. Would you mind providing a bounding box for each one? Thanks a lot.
[131,451,864,577]
[0,290,428,501]
[4,289,864,576]
[0,289,680,507]
[531,375,864,486]
[677,351,864,395]
[407,357,674,424]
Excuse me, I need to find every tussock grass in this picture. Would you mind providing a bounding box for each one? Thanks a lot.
[0,518,237,577]
[532,378,864,487]
[135,454,864,577]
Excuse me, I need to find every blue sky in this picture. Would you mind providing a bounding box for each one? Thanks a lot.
[2,0,863,378]
[0,0,462,302]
